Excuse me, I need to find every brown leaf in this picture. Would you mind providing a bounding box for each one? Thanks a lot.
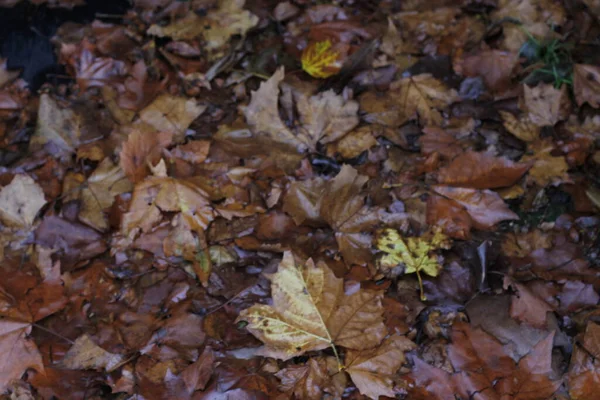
[321,165,384,265]
[345,335,416,399]
[282,177,326,225]
[504,278,553,329]
[426,194,472,239]
[500,110,540,142]
[120,130,173,183]
[276,357,343,400]
[59,334,123,372]
[457,49,518,91]
[32,94,82,155]
[181,346,215,393]
[0,321,44,393]
[139,94,206,142]
[437,151,530,189]
[430,185,519,230]
[296,90,359,147]
[568,322,600,399]
[523,83,571,126]
[573,64,600,108]
[237,251,387,361]
[419,126,463,159]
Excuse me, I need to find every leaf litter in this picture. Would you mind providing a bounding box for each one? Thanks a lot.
[0,0,599,399]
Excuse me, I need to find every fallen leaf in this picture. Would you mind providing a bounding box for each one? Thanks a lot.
[60,334,123,372]
[523,83,571,126]
[32,94,81,154]
[457,49,518,91]
[335,126,378,159]
[500,110,541,142]
[419,126,463,159]
[568,322,600,399]
[301,40,342,79]
[437,151,531,189]
[504,278,553,328]
[276,357,343,400]
[345,335,416,399]
[376,228,450,300]
[120,130,173,183]
[522,139,571,186]
[573,64,600,108]
[390,73,458,126]
[139,94,206,142]
[181,346,215,393]
[236,251,386,362]
[282,177,326,226]
[0,321,44,393]
[429,185,519,230]
[0,174,46,228]
[296,90,359,148]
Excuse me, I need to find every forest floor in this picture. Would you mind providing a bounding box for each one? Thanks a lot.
[1,0,600,399]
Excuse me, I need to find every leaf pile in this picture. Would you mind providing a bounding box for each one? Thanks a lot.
[0,0,600,399]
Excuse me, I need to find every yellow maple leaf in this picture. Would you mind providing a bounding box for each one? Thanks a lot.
[301,40,341,79]
[236,251,386,366]
[376,228,450,301]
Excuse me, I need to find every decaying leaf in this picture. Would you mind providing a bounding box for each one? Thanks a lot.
[522,139,571,186]
[236,251,386,362]
[500,110,540,142]
[32,94,81,154]
[120,130,173,183]
[276,357,344,400]
[60,334,123,372]
[457,49,518,91]
[376,228,451,300]
[138,94,206,142]
[523,83,571,127]
[0,321,44,393]
[345,335,416,399]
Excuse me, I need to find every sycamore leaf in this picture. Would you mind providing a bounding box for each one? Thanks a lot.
[377,228,450,300]
[345,335,416,399]
[296,90,359,147]
[390,73,458,126]
[301,40,342,79]
[236,251,387,362]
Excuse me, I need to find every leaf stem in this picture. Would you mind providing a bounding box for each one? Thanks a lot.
[416,270,427,302]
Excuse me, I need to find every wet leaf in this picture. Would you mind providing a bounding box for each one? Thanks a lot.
[236,251,386,362]
[301,40,342,79]
[60,334,123,372]
[0,175,46,228]
[573,64,600,108]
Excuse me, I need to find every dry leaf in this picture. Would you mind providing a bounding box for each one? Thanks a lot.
[419,126,463,159]
[276,357,343,400]
[60,334,123,372]
[335,126,378,159]
[523,83,571,126]
[390,73,458,126]
[0,175,46,228]
[296,90,359,147]
[139,94,206,142]
[522,139,570,186]
[0,321,43,393]
[120,130,173,183]
[500,110,540,142]
[345,335,416,399]
[32,94,81,154]
[573,64,600,108]
[236,251,386,362]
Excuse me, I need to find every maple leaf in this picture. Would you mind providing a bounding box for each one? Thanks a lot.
[390,73,458,126]
[301,40,342,79]
[345,335,416,399]
[236,251,387,363]
[376,228,450,301]
[120,130,173,183]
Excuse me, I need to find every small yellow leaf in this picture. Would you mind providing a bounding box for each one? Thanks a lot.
[301,40,342,79]
[376,228,450,301]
